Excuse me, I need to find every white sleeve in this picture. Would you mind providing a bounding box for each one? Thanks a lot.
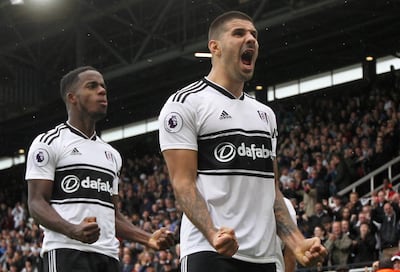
[158,97,198,151]
[112,149,122,196]
[25,135,57,181]
[268,107,278,158]
[284,197,297,224]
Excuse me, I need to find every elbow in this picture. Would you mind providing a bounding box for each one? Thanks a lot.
[27,201,39,222]
[170,178,189,195]
[27,198,44,225]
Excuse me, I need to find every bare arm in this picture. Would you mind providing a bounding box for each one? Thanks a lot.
[273,160,304,249]
[162,149,238,256]
[27,179,100,244]
[114,196,174,250]
[284,246,296,272]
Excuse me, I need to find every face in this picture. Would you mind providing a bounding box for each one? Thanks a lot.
[212,18,259,82]
[69,70,107,121]
[332,222,341,235]
[394,260,400,270]
[341,220,349,232]
[314,226,324,238]
[359,223,369,235]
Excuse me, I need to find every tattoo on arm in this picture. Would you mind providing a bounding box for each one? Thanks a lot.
[177,186,216,241]
[273,159,297,238]
[275,192,297,238]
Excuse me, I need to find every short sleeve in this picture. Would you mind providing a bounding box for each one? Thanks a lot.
[25,135,57,181]
[158,97,198,152]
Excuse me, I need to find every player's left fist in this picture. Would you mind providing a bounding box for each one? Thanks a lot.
[148,227,175,250]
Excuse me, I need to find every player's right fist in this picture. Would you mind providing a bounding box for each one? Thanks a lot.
[212,227,239,257]
[72,216,100,244]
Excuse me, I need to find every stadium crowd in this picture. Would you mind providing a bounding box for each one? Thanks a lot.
[0,76,399,272]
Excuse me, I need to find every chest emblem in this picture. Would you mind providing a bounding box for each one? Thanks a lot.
[105,151,114,162]
[257,110,268,123]
[219,110,232,120]
[70,147,82,155]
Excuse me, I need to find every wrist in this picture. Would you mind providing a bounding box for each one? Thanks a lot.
[206,227,219,244]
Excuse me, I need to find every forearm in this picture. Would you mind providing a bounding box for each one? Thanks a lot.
[273,160,304,249]
[115,210,151,245]
[275,189,304,249]
[174,183,217,244]
[284,247,296,272]
[29,198,75,238]
[162,149,217,245]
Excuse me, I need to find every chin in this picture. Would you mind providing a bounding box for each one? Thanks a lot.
[92,111,107,121]
[241,73,254,82]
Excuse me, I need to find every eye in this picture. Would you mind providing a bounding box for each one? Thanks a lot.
[87,82,98,89]
[86,81,105,90]
[232,29,245,37]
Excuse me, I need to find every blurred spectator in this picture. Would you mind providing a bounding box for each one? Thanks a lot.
[306,203,331,237]
[376,257,396,272]
[120,252,135,272]
[352,211,378,237]
[372,190,389,223]
[20,257,38,272]
[348,192,363,223]
[330,152,353,197]
[391,252,400,270]
[381,178,396,201]
[282,180,302,205]
[378,203,400,259]
[279,166,293,190]
[352,222,377,264]
[325,221,352,266]
[11,203,25,231]
[312,163,330,203]
[330,195,344,222]
[302,180,318,219]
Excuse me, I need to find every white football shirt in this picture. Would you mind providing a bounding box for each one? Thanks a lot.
[159,77,279,263]
[25,122,121,259]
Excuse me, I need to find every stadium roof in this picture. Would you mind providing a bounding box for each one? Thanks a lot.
[0,0,399,157]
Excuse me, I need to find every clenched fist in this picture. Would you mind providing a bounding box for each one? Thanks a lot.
[148,227,175,250]
[212,227,239,257]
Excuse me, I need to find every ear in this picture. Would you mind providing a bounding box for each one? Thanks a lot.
[66,91,77,105]
[208,40,221,57]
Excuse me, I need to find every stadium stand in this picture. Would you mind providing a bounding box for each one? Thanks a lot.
[0,71,399,272]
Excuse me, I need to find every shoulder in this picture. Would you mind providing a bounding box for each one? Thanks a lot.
[167,78,209,104]
[30,123,69,146]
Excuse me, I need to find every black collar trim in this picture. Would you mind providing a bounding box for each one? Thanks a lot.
[65,122,97,141]
[203,77,245,100]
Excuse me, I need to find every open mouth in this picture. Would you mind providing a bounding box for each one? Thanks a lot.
[241,50,254,65]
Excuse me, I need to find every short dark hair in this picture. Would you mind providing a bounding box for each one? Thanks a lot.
[379,258,394,269]
[208,11,253,40]
[59,66,98,102]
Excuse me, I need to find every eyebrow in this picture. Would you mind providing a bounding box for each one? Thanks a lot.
[86,80,106,89]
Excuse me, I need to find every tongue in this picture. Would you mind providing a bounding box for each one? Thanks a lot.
[242,58,251,65]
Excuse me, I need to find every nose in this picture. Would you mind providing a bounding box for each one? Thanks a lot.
[245,31,257,44]
[98,86,106,95]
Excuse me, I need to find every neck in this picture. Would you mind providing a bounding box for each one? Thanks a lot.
[67,117,96,138]
[207,69,244,98]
